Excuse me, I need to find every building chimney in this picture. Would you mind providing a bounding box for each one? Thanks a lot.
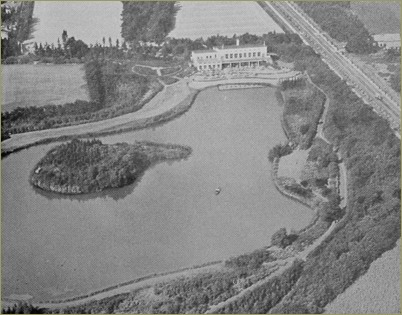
[236,38,239,46]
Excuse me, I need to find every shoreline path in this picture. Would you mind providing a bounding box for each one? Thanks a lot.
[2,79,192,153]
[2,70,300,154]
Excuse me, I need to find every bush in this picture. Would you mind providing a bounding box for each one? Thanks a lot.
[300,123,310,135]
[4,56,18,64]
[268,143,293,162]
[225,249,274,269]
[271,228,298,248]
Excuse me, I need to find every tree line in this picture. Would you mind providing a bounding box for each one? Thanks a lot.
[296,1,379,54]
[2,60,158,137]
[1,2,39,60]
[121,2,179,44]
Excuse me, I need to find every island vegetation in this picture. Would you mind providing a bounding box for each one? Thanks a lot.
[31,139,192,194]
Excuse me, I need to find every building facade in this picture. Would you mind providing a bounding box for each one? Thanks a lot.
[191,39,272,71]
[373,33,401,50]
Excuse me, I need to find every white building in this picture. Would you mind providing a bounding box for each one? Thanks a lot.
[1,28,10,40]
[191,39,272,71]
[373,33,401,50]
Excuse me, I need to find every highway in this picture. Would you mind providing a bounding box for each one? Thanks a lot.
[263,1,400,134]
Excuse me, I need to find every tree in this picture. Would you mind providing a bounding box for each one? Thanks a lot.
[65,37,89,59]
[121,2,179,44]
[62,29,68,47]
[271,228,288,248]
[84,59,106,105]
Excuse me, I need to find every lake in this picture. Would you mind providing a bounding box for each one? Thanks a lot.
[2,64,88,112]
[2,87,312,301]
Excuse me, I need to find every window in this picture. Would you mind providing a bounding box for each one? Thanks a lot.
[226,54,228,59]
[253,52,256,57]
[234,53,238,58]
[239,53,242,58]
[230,54,233,58]
[257,52,261,57]
[249,53,251,57]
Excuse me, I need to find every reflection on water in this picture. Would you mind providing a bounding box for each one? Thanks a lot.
[2,87,312,301]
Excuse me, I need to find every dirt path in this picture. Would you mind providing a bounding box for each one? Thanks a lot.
[2,79,191,153]
[0,263,223,310]
[206,221,337,313]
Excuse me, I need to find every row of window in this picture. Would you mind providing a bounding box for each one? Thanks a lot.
[225,52,261,59]
[198,64,221,70]
[198,54,217,59]
[196,51,263,60]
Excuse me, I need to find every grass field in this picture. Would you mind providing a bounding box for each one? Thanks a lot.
[351,2,400,34]
[2,64,88,112]
[169,1,284,40]
[325,240,400,314]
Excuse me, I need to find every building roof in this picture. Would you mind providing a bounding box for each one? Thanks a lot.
[192,44,266,54]
[216,44,266,50]
[192,49,218,54]
[373,33,401,43]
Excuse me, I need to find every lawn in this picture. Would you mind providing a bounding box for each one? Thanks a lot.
[169,1,284,40]
[2,64,88,112]
[350,2,400,34]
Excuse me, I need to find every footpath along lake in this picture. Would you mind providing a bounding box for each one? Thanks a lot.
[2,87,313,301]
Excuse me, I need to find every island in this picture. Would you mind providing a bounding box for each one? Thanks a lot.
[30,139,192,194]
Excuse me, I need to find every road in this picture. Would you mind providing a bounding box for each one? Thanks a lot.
[263,1,400,136]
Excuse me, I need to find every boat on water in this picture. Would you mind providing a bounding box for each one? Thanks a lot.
[215,187,221,195]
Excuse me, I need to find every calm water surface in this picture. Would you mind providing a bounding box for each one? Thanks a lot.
[2,87,312,301]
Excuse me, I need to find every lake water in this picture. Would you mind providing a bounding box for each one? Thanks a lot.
[2,87,312,301]
[2,64,88,112]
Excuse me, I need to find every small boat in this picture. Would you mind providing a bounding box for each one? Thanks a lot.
[215,187,221,195]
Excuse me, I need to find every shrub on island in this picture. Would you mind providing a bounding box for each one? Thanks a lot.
[31,139,191,194]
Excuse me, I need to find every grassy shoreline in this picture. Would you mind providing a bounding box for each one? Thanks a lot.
[1,90,199,159]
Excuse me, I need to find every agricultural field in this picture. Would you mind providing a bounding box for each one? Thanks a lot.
[325,240,401,314]
[2,64,88,112]
[351,2,400,35]
[169,1,284,40]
